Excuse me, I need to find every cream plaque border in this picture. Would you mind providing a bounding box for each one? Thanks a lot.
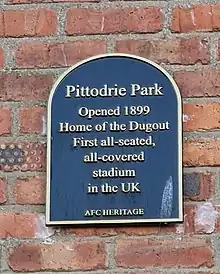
[46,53,183,225]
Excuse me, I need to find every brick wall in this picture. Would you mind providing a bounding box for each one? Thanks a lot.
[0,0,220,273]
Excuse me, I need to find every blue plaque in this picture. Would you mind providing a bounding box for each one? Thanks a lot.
[46,54,183,225]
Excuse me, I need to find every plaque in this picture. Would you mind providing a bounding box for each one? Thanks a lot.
[46,53,183,225]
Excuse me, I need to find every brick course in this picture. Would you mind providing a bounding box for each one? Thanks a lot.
[116,38,210,65]
[16,40,107,68]
[0,9,57,37]
[66,8,163,35]
[0,0,220,273]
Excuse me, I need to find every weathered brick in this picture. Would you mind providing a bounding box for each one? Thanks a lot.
[13,177,45,205]
[0,48,4,68]
[66,8,162,35]
[0,108,11,135]
[66,225,175,237]
[116,39,210,65]
[0,142,45,172]
[184,173,214,201]
[184,139,220,167]
[19,106,46,134]
[116,237,213,268]
[212,5,220,29]
[65,227,118,237]
[171,7,196,33]
[194,5,212,31]
[175,203,212,235]
[174,70,220,97]
[16,40,107,68]
[171,4,220,33]
[116,225,175,235]
[0,212,37,238]
[176,203,210,234]
[171,7,181,32]
[0,9,56,37]
[0,178,7,204]
[184,103,220,131]
[8,241,107,271]
[183,204,196,233]
[194,203,218,234]
[0,74,53,101]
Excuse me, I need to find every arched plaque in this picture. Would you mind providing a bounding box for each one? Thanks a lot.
[46,53,182,225]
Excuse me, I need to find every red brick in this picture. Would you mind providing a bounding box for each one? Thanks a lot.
[66,7,162,35]
[171,7,196,33]
[66,225,175,237]
[194,5,212,31]
[0,48,4,68]
[184,173,215,201]
[0,142,45,172]
[19,106,46,134]
[8,0,99,2]
[212,4,220,30]
[116,225,176,235]
[0,108,11,135]
[0,74,53,101]
[116,38,210,65]
[199,173,215,201]
[184,103,220,131]
[0,212,37,238]
[65,227,118,237]
[184,139,220,167]
[194,203,218,234]
[116,237,213,268]
[171,4,220,33]
[174,70,220,97]
[113,227,158,235]
[171,8,181,32]
[13,177,45,205]
[16,40,107,68]
[214,206,220,232]
[0,178,6,204]
[178,203,216,234]
[0,13,3,36]
[0,9,56,37]
[8,241,107,271]
[183,204,196,233]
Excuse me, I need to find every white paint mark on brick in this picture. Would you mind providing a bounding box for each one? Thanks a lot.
[35,215,55,239]
[176,223,184,234]
[66,246,74,251]
[101,16,105,32]
[183,114,190,122]
[195,202,219,234]
[41,114,47,136]
[190,10,196,26]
